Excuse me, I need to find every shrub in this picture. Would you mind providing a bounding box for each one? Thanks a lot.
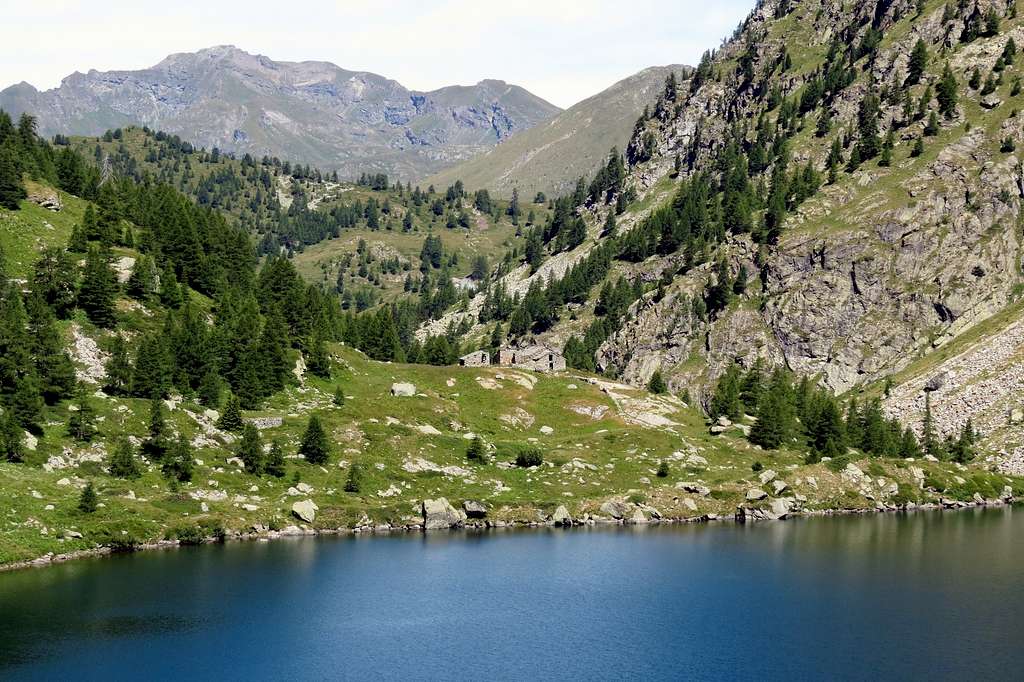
[78,481,98,513]
[825,454,851,473]
[466,436,486,463]
[751,461,763,473]
[647,370,668,394]
[656,461,670,478]
[515,447,544,468]
[172,525,205,545]
[344,463,362,493]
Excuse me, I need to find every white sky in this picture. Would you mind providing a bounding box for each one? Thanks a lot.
[0,0,753,109]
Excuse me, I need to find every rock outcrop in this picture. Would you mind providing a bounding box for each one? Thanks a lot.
[422,498,467,530]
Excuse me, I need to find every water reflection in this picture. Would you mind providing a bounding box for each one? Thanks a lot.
[1,507,1021,680]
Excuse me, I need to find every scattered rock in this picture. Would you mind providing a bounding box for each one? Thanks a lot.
[390,383,416,397]
[746,488,769,501]
[758,469,777,484]
[676,482,711,496]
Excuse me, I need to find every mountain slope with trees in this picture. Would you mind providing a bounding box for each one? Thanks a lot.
[416,0,1024,477]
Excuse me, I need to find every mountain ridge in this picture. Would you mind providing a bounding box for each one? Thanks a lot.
[0,45,562,181]
[426,64,688,199]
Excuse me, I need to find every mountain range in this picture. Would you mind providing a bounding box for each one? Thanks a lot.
[0,45,562,181]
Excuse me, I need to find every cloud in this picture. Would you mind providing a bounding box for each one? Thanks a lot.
[0,0,753,108]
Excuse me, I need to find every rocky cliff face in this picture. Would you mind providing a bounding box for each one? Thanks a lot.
[0,46,561,180]
[593,0,1024,400]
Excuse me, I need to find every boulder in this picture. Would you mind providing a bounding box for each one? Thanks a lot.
[758,469,777,484]
[462,500,488,519]
[422,498,466,530]
[981,93,1002,109]
[599,501,629,519]
[772,480,788,496]
[627,508,648,524]
[924,372,948,392]
[390,383,416,397]
[551,505,572,526]
[716,416,732,427]
[27,187,62,211]
[1011,408,1024,425]
[291,499,318,524]
[768,498,793,519]
[746,488,768,501]
[676,482,711,496]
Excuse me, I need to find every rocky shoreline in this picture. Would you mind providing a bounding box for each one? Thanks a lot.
[3,493,1016,574]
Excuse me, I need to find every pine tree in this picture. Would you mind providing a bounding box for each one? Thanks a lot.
[144,398,169,459]
[162,434,194,482]
[0,410,24,463]
[306,335,331,379]
[67,387,98,442]
[911,135,925,157]
[298,414,330,464]
[808,395,846,459]
[266,440,286,478]
[109,438,141,479]
[216,394,244,433]
[937,63,959,118]
[131,333,171,399]
[78,481,98,513]
[922,392,938,457]
[104,334,133,396]
[126,255,158,300]
[751,370,796,450]
[466,435,486,462]
[0,143,26,210]
[332,386,345,406]
[879,131,894,167]
[899,427,922,459]
[237,423,264,475]
[647,370,668,394]
[906,39,929,86]
[710,364,743,421]
[198,369,222,408]
[924,111,940,136]
[344,462,362,492]
[78,245,118,328]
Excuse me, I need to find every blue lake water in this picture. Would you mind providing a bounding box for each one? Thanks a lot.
[2,507,1023,681]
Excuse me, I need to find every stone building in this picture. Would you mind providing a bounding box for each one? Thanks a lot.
[498,345,566,373]
[458,350,491,367]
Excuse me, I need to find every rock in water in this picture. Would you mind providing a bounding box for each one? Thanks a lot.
[390,383,416,397]
[422,498,466,530]
[551,505,572,526]
[291,499,318,524]
[462,500,488,519]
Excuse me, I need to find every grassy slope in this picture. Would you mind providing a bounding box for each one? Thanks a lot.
[424,66,684,199]
[2,336,1018,565]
